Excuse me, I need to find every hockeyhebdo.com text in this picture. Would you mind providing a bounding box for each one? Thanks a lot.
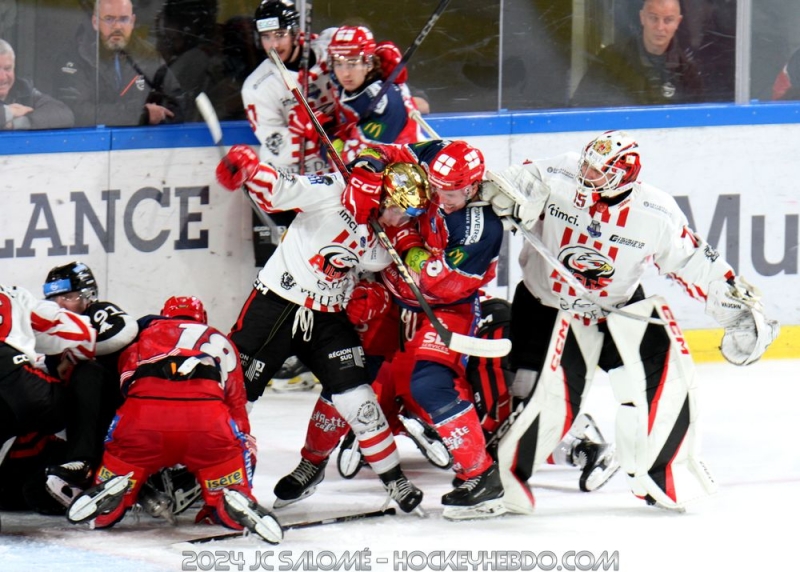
[181,549,621,571]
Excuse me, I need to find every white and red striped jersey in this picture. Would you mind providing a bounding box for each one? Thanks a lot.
[0,284,95,365]
[516,152,734,324]
[244,166,392,312]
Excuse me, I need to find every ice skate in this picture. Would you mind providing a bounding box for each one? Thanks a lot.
[67,472,132,524]
[45,460,93,508]
[398,414,452,469]
[379,466,424,514]
[270,356,317,392]
[273,458,327,508]
[442,463,507,521]
[336,430,366,479]
[137,481,176,525]
[222,489,284,544]
[565,413,620,492]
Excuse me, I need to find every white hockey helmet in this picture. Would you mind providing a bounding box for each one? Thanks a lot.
[577,130,641,200]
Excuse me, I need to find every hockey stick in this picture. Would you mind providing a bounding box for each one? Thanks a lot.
[362,0,452,117]
[184,508,396,545]
[270,49,510,359]
[369,219,510,358]
[297,0,313,174]
[195,92,277,232]
[409,109,440,140]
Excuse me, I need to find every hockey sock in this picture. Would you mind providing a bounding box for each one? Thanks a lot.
[301,395,349,465]
[332,385,399,475]
[435,402,492,479]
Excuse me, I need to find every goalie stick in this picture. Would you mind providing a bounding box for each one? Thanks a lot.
[363,0,452,117]
[195,92,278,234]
[269,50,511,359]
[183,508,396,545]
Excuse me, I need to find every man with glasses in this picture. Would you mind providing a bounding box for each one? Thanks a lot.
[56,0,184,126]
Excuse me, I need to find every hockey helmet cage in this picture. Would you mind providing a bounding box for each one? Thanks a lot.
[382,162,430,217]
[328,26,376,61]
[254,0,299,34]
[43,261,98,302]
[161,296,208,324]
[427,141,485,192]
[577,130,641,199]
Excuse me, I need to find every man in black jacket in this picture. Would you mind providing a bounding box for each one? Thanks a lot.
[0,39,74,129]
[571,0,705,108]
[56,0,185,127]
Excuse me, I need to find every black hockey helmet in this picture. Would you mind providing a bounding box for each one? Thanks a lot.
[43,261,98,302]
[254,0,300,35]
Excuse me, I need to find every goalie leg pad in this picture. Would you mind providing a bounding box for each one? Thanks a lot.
[606,297,717,510]
[496,313,602,514]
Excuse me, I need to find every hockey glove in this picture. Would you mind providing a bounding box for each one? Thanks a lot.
[375,41,408,84]
[288,104,327,144]
[341,165,383,225]
[705,276,780,365]
[216,144,259,191]
[346,281,391,325]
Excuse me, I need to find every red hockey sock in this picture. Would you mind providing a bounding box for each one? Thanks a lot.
[435,403,492,479]
[301,395,349,465]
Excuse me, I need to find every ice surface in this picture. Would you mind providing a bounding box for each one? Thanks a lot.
[2,360,798,572]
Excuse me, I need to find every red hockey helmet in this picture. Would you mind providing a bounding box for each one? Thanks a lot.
[161,296,208,324]
[427,141,485,192]
[328,26,376,61]
[577,130,641,199]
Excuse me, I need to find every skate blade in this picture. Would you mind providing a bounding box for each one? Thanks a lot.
[399,416,452,469]
[272,485,318,509]
[45,475,83,508]
[223,490,284,544]
[582,458,621,492]
[442,498,508,521]
[337,447,364,479]
[67,473,132,524]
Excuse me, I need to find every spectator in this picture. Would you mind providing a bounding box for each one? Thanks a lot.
[772,47,800,100]
[571,0,704,107]
[0,38,74,129]
[56,0,184,126]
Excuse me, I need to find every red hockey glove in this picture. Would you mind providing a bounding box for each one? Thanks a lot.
[216,144,259,191]
[341,165,383,224]
[288,104,327,143]
[375,41,408,84]
[346,281,391,325]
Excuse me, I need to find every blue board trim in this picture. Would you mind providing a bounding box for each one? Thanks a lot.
[2,103,800,155]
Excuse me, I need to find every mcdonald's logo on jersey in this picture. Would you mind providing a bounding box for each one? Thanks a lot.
[362,121,385,139]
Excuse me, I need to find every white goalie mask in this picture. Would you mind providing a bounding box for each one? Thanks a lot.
[576,130,642,203]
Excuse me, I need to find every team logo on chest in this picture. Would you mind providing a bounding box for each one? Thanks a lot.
[559,245,615,289]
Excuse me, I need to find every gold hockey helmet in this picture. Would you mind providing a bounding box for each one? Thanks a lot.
[381,162,430,217]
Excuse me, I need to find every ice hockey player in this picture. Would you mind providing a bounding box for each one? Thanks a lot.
[481,129,780,513]
[241,0,336,389]
[66,296,283,544]
[329,139,507,520]
[327,25,423,164]
[216,145,427,514]
[0,284,96,515]
[37,261,138,510]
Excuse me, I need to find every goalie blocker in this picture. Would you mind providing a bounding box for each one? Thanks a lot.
[497,295,719,514]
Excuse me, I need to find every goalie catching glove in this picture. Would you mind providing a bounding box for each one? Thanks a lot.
[705,277,779,366]
[481,165,549,230]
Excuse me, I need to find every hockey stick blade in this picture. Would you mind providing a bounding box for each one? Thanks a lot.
[183,508,397,545]
[195,93,224,152]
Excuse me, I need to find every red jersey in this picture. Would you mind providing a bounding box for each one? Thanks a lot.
[118,317,249,434]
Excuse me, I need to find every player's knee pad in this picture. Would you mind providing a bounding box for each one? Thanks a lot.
[331,385,398,475]
[196,454,251,506]
[607,297,717,510]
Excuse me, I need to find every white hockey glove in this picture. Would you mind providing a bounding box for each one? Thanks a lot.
[481,165,547,230]
[705,277,780,366]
